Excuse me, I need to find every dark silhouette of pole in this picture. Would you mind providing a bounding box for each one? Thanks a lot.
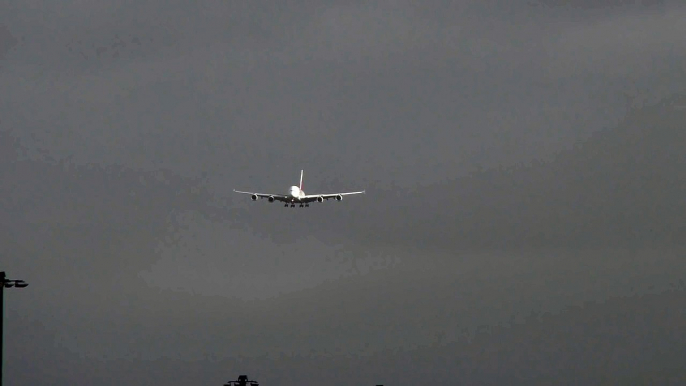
[1,271,28,386]
[0,275,2,386]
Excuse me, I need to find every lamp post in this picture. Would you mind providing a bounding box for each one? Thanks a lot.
[1,271,28,386]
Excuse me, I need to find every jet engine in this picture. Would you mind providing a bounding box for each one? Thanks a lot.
[268,196,275,202]
[317,196,324,203]
[251,194,258,201]
[335,194,343,201]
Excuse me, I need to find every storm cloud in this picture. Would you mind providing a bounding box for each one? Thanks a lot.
[2,1,686,384]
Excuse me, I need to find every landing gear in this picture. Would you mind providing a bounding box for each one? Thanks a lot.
[285,201,308,207]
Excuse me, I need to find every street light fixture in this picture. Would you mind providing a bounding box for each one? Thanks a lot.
[1,271,29,386]
[3,280,27,289]
[224,374,259,386]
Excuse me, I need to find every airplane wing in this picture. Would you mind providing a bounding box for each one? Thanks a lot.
[233,190,291,202]
[301,190,366,203]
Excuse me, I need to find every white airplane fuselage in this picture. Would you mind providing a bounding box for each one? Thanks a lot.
[289,185,305,200]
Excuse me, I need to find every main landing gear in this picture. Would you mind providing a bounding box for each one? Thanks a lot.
[285,203,309,207]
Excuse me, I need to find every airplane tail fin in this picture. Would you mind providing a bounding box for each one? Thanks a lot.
[299,170,304,191]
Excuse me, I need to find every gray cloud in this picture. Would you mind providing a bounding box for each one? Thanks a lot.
[5,1,685,184]
[6,287,686,385]
[3,1,686,384]
[0,24,19,62]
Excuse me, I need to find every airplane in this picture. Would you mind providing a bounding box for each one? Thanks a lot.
[233,170,365,208]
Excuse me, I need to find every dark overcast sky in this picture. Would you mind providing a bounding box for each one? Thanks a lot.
[2,1,686,385]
